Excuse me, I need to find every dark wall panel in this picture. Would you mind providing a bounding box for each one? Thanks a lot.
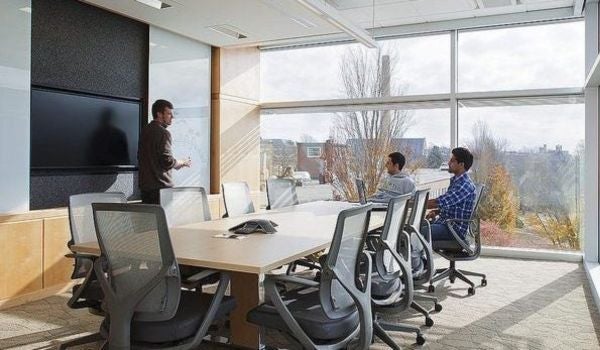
[31,0,148,209]
[32,0,148,98]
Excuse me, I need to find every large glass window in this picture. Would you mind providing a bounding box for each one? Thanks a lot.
[458,21,584,92]
[260,34,450,102]
[458,101,584,251]
[261,108,451,202]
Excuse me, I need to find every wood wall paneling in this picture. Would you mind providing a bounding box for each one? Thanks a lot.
[43,216,73,287]
[0,220,43,299]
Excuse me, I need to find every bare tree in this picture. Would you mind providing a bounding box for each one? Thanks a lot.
[326,46,413,200]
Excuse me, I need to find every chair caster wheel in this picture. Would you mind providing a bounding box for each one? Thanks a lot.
[428,284,435,293]
[481,278,487,286]
[450,277,455,284]
[434,303,443,312]
[416,334,426,345]
[468,287,475,295]
[425,317,434,327]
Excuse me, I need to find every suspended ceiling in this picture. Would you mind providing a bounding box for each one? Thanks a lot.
[82,0,579,47]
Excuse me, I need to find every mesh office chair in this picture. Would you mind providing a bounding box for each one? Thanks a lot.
[266,178,299,210]
[368,194,426,348]
[404,189,442,313]
[92,203,236,349]
[58,192,127,349]
[430,184,487,295]
[221,181,255,217]
[160,187,219,287]
[160,187,211,227]
[248,205,374,350]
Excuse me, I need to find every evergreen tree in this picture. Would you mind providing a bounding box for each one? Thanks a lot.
[426,145,444,168]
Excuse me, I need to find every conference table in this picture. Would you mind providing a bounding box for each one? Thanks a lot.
[72,200,385,349]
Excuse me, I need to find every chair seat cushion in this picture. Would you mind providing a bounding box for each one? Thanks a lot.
[124,291,235,344]
[247,287,359,341]
[371,274,401,298]
[433,240,462,251]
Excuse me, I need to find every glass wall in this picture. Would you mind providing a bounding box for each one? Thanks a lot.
[0,1,31,213]
[261,108,450,202]
[260,19,585,251]
[149,27,211,190]
[261,33,450,102]
[459,101,584,250]
[458,21,584,92]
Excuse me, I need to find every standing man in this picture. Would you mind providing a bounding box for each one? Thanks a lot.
[426,147,476,246]
[368,152,416,203]
[138,99,191,204]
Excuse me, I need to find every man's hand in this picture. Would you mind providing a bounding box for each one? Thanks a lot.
[174,157,192,170]
[425,209,438,220]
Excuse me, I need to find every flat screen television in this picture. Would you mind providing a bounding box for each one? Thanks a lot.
[31,87,141,170]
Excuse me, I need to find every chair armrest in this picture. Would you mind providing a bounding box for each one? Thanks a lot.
[266,274,319,287]
[183,269,219,283]
[65,252,98,260]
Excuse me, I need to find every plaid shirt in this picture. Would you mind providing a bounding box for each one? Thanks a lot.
[434,172,476,238]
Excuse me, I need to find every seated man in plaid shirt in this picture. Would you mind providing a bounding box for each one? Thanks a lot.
[425,147,476,248]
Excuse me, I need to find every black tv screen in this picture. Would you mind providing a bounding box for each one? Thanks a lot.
[31,87,141,170]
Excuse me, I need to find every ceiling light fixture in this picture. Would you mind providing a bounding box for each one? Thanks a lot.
[134,0,171,10]
[18,6,32,13]
[296,0,377,48]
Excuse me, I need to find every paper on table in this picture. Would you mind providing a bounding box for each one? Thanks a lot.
[213,233,248,240]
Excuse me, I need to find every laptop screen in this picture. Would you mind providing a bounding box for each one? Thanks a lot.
[355,178,367,205]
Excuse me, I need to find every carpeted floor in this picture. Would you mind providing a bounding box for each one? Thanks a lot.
[1,257,599,349]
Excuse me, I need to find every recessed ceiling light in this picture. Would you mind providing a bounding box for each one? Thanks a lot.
[134,0,171,10]
[149,42,158,47]
[208,25,248,39]
[19,7,32,14]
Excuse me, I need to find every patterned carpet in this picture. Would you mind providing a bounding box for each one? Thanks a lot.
[1,257,599,349]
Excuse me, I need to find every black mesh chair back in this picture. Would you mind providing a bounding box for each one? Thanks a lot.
[377,194,412,277]
[160,187,211,227]
[221,181,255,217]
[93,203,180,321]
[408,189,430,229]
[466,184,486,254]
[249,204,374,350]
[406,189,436,284]
[266,178,299,209]
[355,178,367,204]
[68,192,127,279]
[320,205,373,343]
[92,203,236,349]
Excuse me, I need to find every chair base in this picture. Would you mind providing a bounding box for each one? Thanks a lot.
[373,316,425,348]
[430,261,487,295]
[57,331,103,350]
[413,292,442,312]
[410,301,434,327]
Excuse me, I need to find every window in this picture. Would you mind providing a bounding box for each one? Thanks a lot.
[458,21,584,92]
[260,34,450,102]
[306,147,322,158]
[261,108,451,202]
[458,100,584,251]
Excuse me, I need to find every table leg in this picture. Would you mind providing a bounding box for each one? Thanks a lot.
[229,271,262,349]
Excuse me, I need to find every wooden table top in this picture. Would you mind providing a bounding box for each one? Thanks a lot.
[72,201,384,274]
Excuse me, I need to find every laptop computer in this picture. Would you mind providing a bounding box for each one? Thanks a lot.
[355,178,388,211]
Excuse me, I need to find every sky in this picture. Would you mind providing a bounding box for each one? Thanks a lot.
[259,21,585,153]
